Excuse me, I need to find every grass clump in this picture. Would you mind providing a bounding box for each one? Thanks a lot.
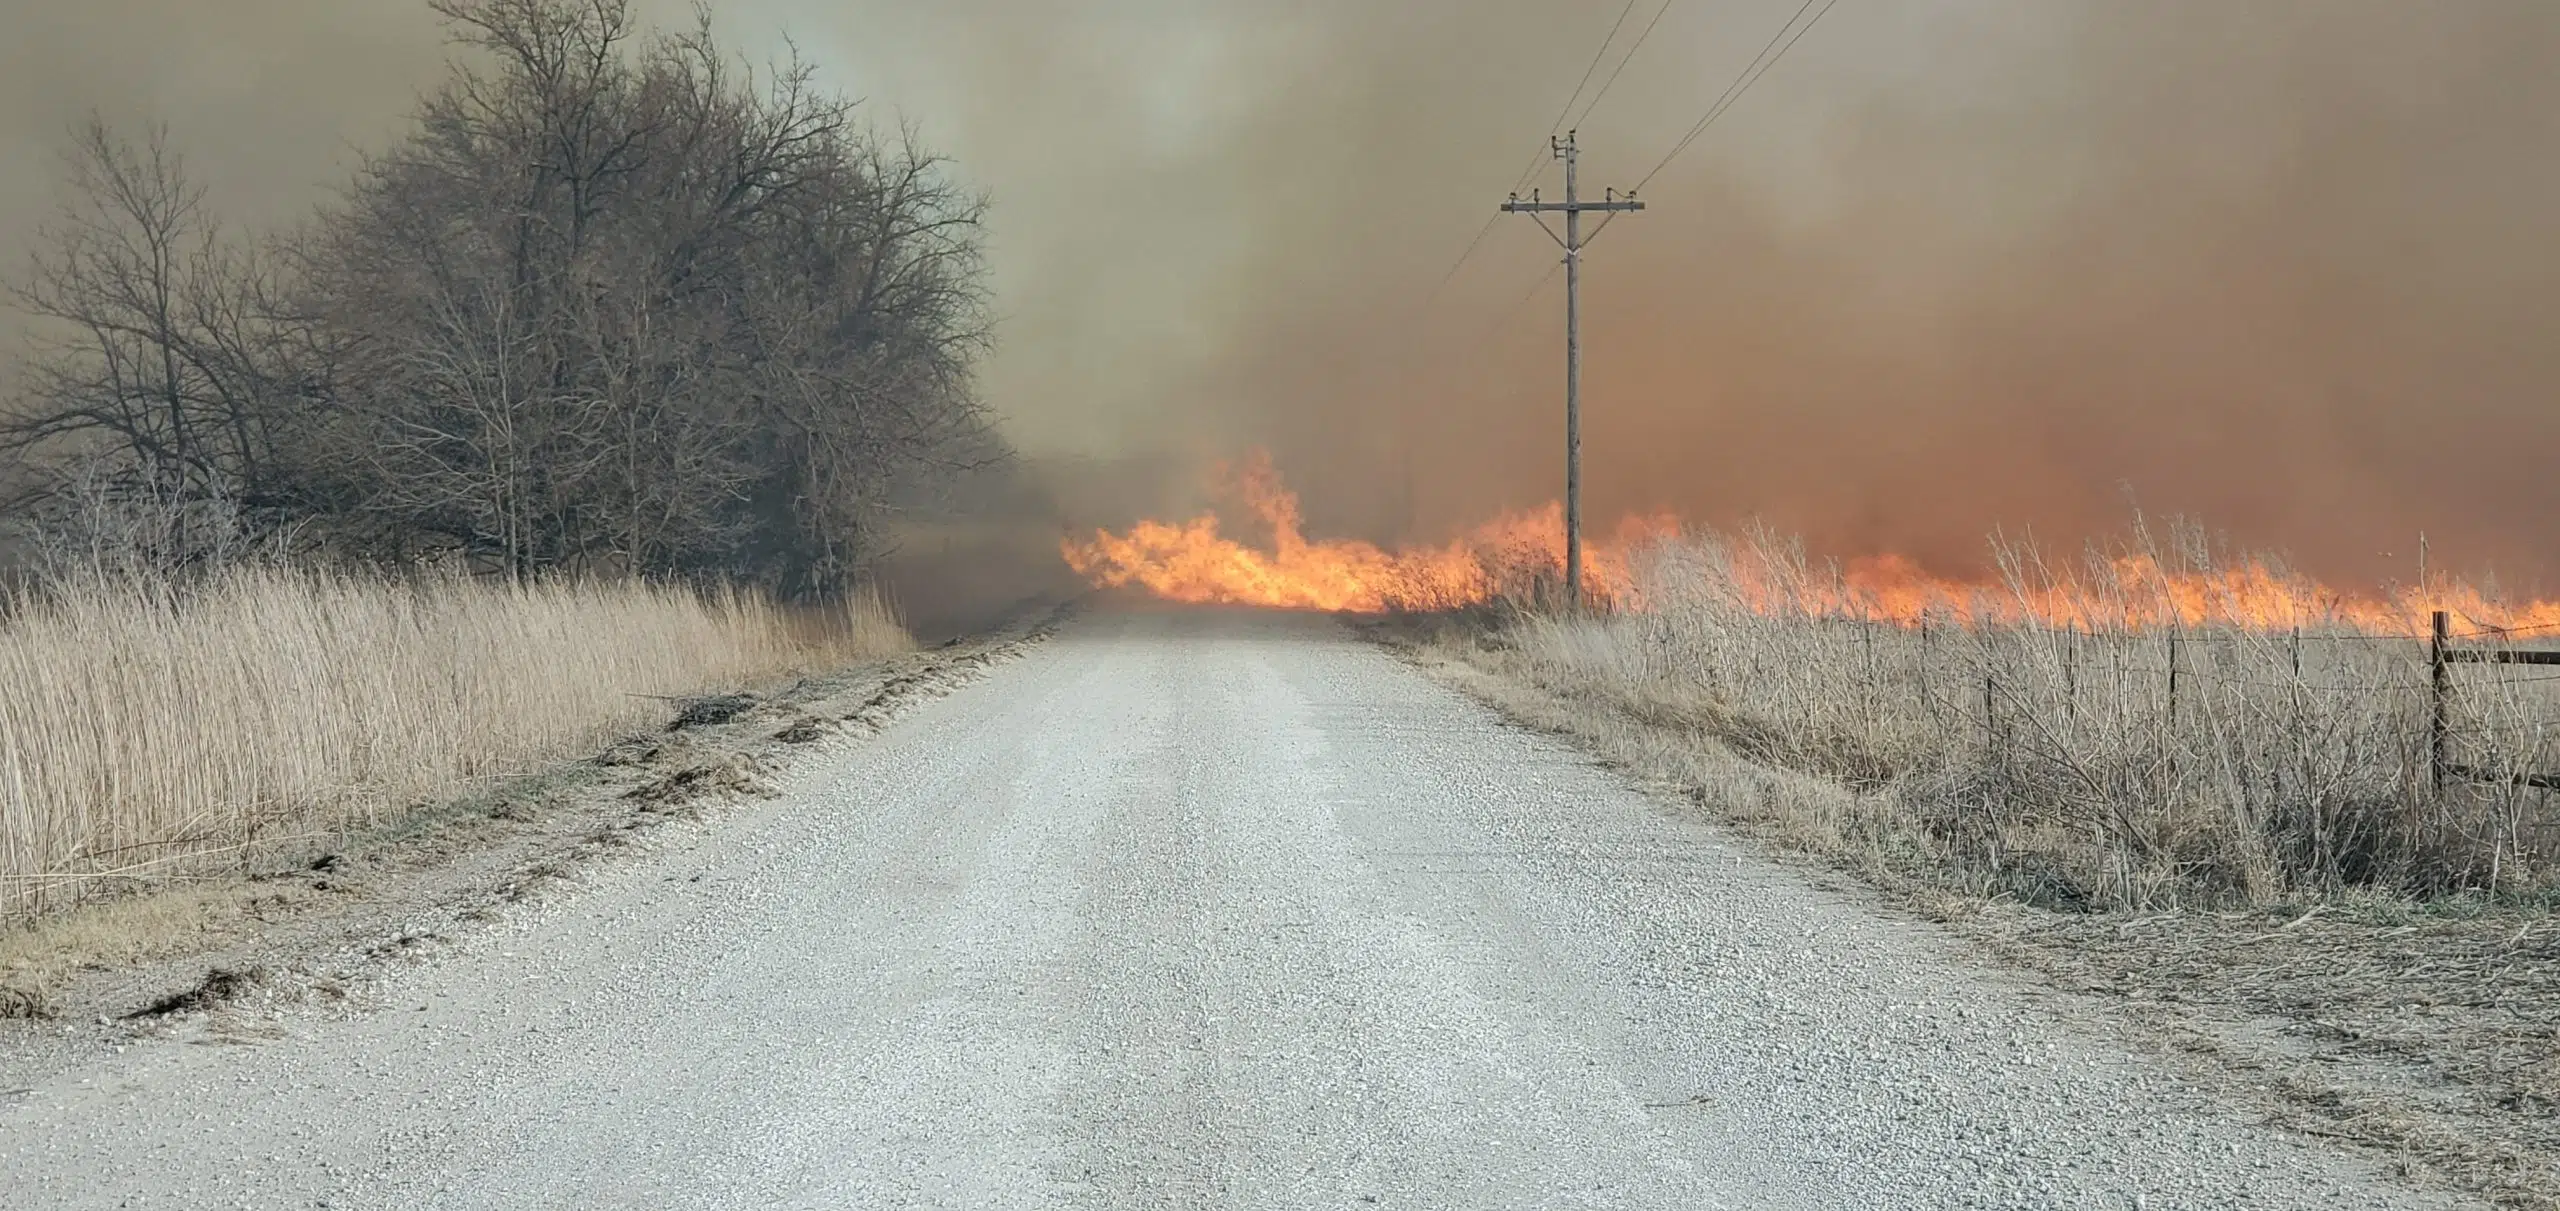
[1459,525,2560,911]
[0,568,909,919]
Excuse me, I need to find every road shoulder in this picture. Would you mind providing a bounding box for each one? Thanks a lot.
[1364,613,2557,1211]
[0,602,1071,1091]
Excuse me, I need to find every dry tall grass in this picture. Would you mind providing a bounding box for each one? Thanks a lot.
[0,569,909,918]
[1496,527,2560,910]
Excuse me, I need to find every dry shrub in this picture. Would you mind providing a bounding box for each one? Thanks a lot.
[0,567,909,918]
[781,581,916,665]
[1498,526,2560,910]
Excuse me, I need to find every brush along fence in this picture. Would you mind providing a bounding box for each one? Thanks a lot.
[1800,606,2557,895]
[1573,538,2560,900]
[2432,609,2560,793]
[1887,609,2560,803]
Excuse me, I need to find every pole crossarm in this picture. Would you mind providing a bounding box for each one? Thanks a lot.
[1500,200,1646,214]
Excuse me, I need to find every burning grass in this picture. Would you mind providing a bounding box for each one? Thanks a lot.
[1476,524,2560,909]
[1062,451,1671,611]
[1071,455,2560,902]
[1376,524,2560,1206]
[0,568,911,920]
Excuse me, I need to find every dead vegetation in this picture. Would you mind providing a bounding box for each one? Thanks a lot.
[668,695,764,731]
[623,754,778,809]
[123,966,263,1020]
[773,717,831,744]
[0,602,1054,1029]
[1495,528,2560,909]
[0,985,45,1021]
[0,569,910,921]
[1377,525,2560,1207]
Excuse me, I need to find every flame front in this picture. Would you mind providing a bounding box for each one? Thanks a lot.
[1064,455,2560,635]
[1060,453,1659,612]
[1808,552,2560,635]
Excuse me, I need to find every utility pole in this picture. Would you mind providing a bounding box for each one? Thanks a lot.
[1503,131,1642,608]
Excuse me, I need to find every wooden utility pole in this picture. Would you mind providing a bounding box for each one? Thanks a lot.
[1503,131,1642,607]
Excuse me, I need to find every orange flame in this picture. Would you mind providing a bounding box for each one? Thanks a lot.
[1061,453,1665,612]
[1063,455,2560,636]
[1798,551,2560,635]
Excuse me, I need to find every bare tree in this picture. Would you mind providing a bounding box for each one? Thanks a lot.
[300,0,997,593]
[2,119,310,571]
[4,0,998,595]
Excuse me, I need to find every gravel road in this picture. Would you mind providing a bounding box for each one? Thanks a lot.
[0,608,2471,1209]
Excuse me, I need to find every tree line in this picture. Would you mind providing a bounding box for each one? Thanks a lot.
[3,0,998,599]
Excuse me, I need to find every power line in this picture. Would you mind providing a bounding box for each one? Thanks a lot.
[1510,0,1644,195]
[1424,0,1839,336]
[1420,1,1646,323]
[1633,0,1843,194]
[1415,212,1505,317]
[1654,0,1821,180]
[1485,262,1565,342]
[1571,0,1678,130]
[1427,231,1565,360]
[1439,266,1563,414]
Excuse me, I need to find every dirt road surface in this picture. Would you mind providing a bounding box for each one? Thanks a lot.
[0,609,2473,1209]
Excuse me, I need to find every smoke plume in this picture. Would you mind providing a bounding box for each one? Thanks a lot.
[6,1,2557,588]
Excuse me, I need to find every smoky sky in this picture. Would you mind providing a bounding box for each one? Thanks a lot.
[5,1,2558,589]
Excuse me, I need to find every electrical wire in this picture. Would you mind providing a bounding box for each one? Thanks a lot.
[1633,0,1842,194]
[1482,261,1566,346]
[1572,0,1679,130]
[1510,0,1645,196]
[1416,2,1644,323]
[1415,213,1505,316]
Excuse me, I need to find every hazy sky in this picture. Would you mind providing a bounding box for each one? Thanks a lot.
[5,1,2556,586]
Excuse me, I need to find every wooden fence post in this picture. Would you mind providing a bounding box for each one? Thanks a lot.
[1983,667,1996,748]
[2166,624,2180,729]
[2429,609,2448,796]
[2063,623,2078,722]
[1860,610,1875,718]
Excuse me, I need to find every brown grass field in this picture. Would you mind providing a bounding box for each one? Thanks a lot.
[1496,528,2560,909]
[0,569,908,920]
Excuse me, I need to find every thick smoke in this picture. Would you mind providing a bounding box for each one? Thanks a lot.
[860,0,2560,590]
[0,1,444,253]
[6,1,2557,589]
